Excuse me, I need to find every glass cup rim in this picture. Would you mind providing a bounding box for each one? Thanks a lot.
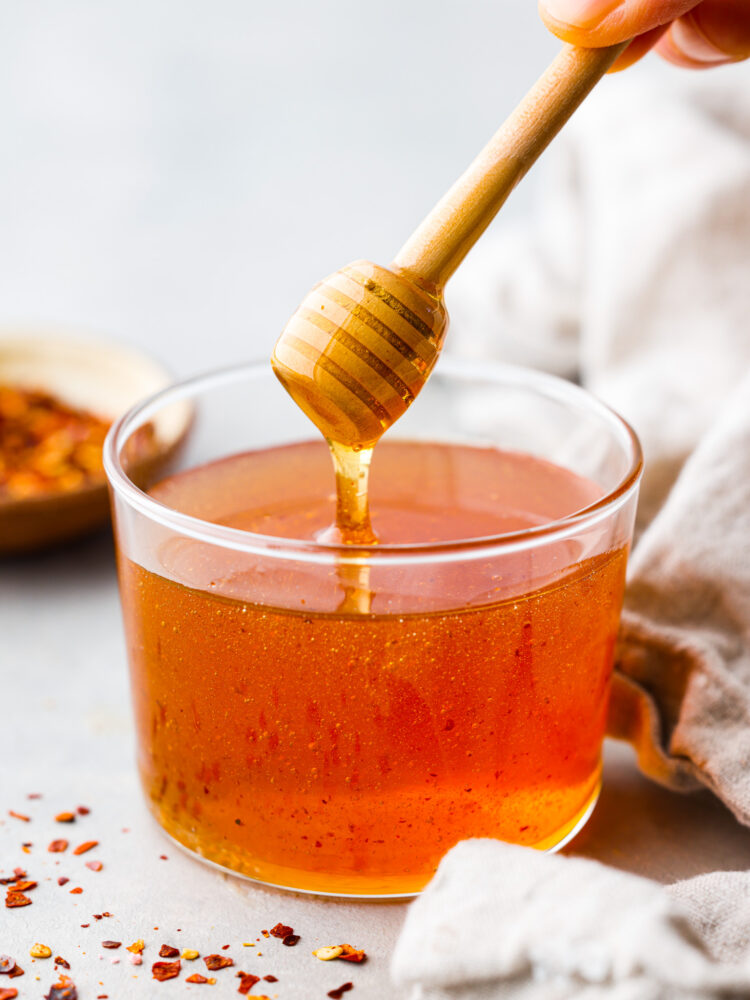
[103,356,643,565]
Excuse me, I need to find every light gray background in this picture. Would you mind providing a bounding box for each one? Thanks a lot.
[2,4,747,999]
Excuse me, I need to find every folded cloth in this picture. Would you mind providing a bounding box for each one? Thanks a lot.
[447,61,750,820]
[391,840,750,1000]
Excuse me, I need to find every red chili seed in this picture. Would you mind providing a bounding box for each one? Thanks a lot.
[49,840,69,853]
[101,942,121,950]
[327,984,353,1000]
[57,878,69,886]
[152,960,180,981]
[158,945,179,959]
[282,934,300,947]
[55,813,76,823]
[269,923,293,939]
[204,954,233,971]
[72,841,97,856]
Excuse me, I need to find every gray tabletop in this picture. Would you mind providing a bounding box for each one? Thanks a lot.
[2,4,748,998]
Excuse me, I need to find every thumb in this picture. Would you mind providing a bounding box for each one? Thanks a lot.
[656,0,750,66]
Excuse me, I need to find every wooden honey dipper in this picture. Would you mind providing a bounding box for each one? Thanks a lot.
[272,42,627,451]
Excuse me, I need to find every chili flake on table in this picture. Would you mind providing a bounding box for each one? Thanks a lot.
[0,385,110,500]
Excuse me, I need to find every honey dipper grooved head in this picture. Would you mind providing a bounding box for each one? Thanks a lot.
[271,260,448,448]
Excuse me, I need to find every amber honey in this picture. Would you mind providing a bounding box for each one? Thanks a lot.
[117,439,627,895]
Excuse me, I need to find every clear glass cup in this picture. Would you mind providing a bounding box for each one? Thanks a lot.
[104,358,642,898]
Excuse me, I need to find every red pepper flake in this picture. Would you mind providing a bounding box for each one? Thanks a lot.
[236,973,260,994]
[72,841,97,856]
[204,954,234,971]
[5,892,31,908]
[55,813,76,824]
[261,930,269,939]
[102,911,113,917]
[152,960,181,981]
[159,854,168,860]
[158,945,180,959]
[49,840,69,853]
[101,941,121,950]
[21,844,32,854]
[8,811,30,822]
[263,974,278,982]
[44,973,78,999]
[8,966,23,979]
[0,956,14,974]
[186,974,211,984]
[85,861,103,872]
[54,958,70,970]
[57,877,69,886]
[338,944,367,963]
[221,944,231,951]
[269,923,293,939]
[69,887,83,894]
[327,984,353,999]
[76,806,90,816]
[80,926,89,929]
[0,988,18,1000]
[11,880,37,892]
[282,934,300,947]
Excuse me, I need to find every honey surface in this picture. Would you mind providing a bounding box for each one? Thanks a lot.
[119,440,627,894]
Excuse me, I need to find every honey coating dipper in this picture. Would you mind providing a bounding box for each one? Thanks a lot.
[272,42,627,448]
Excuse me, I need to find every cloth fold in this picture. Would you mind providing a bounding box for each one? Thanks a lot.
[391,841,750,1000]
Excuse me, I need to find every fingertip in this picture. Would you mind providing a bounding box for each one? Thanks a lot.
[656,19,737,67]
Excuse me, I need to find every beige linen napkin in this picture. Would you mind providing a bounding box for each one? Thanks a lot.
[448,61,750,820]
[391,840,750,999]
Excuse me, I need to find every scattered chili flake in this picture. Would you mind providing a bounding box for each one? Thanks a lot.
[30,944,52,959]
[93,914,102,920]
[27,793,42,799]
[45,973,78,999]
[76,806,90,816]
[85,861,103,872]
[182,950,200,961]
[262,974,278,982]
[185,973,208,984]
[5,892,31,908]
[57,877,69,886]
[101,942,121,950]
[313,946,343,961]
[260,930,269,939]
[0,956,13,974]
[152,960,181,981]
[80,925,89,929]
[126,941,145,955]
[159,854,168,860]
[236,973,260,994]
[55,813,76,824]
[102,911,113,917]
[7,966,23,979]
[8,811,30,822]
[21,844,32,854]
[221,944,231,951]
[327,983,353,999]
[12,880,37,892]
[0,988,18,1000]
[13,869,25,878]
[269,923,293,939]
[54,958,70,970]
[128,954,142,966]
[72,841,97,855]
[49,840,69,853]
[282,934,300,947]
[69,887,83,894]
[159,945,180,959]
[338,944,366,963]
[204,954,234,971]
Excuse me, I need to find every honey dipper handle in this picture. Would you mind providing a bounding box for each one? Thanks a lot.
[393,42,628,289]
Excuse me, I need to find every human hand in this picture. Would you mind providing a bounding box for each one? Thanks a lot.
[539,0,750,69]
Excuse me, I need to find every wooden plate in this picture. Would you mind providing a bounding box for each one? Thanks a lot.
[0,333,185,555]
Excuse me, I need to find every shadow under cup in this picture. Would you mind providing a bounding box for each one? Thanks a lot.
[104,359,642,897]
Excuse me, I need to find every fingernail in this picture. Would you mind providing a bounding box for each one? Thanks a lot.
[543,0,622,29]
[670,18,732,63]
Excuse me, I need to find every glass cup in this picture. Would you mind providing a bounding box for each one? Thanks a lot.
[104,358,642,898]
